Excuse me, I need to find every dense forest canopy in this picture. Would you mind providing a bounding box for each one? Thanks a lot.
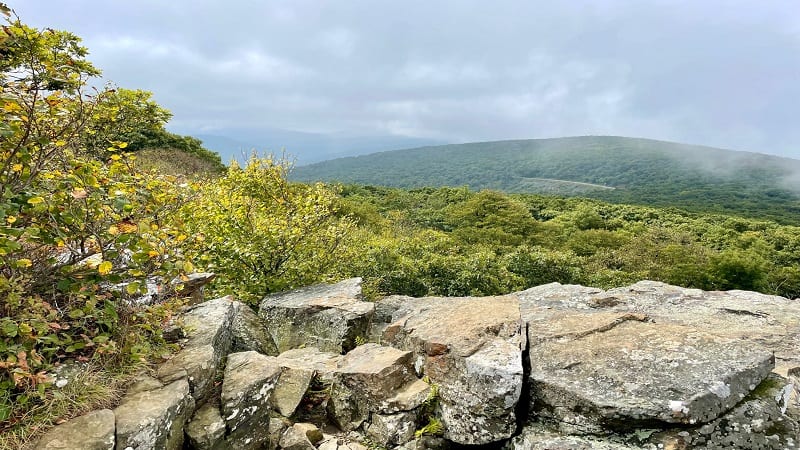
[292,136,800,224]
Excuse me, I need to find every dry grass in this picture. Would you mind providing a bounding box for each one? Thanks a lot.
[0,362,147,450]
[134,147,225,178]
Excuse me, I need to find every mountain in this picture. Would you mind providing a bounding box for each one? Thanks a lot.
[291,136,800,223]
[175,128,444,165]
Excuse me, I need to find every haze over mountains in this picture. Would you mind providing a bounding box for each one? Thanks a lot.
[177,128,443,165]
[291,136,800,224]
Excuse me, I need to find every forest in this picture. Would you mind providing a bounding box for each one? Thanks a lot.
[292,136,800,224]
[2,7,800,448]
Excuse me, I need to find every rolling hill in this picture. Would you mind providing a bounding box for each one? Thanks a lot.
[291,136,800,224]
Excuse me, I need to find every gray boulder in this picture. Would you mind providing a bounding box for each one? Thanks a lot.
[380,295,524,445]
[158,296,236,402]
[278,424,316,450]
[231,301,279,355]
[185,403,227,450]
[114,379,194,450]
[523,307,774,432]
[327,343,418,430]
[258,278,374,353]
[365,410,419,447]
[36,409,115,450]
[221,351,282,449]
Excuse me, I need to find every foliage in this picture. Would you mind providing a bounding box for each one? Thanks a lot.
[180,157,354,304]
[293,136,800,224]
[334,185,800,300]
[0,11,195,435]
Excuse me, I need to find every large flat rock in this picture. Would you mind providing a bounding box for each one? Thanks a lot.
[380,295,524,445]
[259,278,374,353]
[521,301,775,432]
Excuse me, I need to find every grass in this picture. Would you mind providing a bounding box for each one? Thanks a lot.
[0,362,149,450]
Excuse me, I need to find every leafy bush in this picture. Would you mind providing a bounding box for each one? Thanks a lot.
[0,10,195,435]
[180,157,354,304]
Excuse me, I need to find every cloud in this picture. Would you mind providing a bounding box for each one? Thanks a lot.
[12,0,800,157]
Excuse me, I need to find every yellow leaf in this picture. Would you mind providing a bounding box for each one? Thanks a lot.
[147,250,159,258]
[118,142,128,149]
[107,225,119,235]
[16,258,32,268]
[55,140,67,147]
[11,164,22,172]
[98,261,112,275]
[110,154,121,161]
[6,216,16,224]
[27,197,44,205]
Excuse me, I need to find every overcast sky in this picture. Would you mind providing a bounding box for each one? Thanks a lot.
[12,1,800,157]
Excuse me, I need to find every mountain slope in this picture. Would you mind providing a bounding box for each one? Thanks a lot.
[291,136,800,223]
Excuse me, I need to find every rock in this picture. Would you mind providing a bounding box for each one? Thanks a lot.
[231,301,279,356]
[327,343,418,430]
[114,379,194,450]
[527,281,800,375]
[382,378,431,413]
[278,424,316,450]
[380,295,524,445]
[125,374,164,395]
[171,272,216,304]
[50,360,87,390]
[36,409,115,450]
[292,422,324,444]
[221,351,282,449]
[258,278,374,353]
[504,424,638,449]
[366,410,418,447]
[523,308,774,431]
[275,347,342,379]
[271,365,315,417]
[158,296,235,402]
[268,417,290,450]
[679,373,799,449]
[185,403,227,450]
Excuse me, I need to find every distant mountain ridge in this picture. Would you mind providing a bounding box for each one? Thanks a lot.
[291,136,800,223]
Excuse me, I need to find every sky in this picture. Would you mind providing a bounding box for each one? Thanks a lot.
[11,1,800,159]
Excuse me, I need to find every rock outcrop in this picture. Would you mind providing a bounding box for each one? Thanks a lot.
[37,278,800,450]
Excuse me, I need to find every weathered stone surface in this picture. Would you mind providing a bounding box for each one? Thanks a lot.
[221,351,282,450]
[504,424,638,449]
[278,424,316,450]
[525,310,774,431]
[382,378,430,413]
[365,410,418,447]
[271,365,315,417]
[158,296,235,402]
[114,379,194,450]
[292,422,324,444]
[231,301,279,356]
[185,403,227,450]
[275,347,342,378]
[523,281,800,374]
[258,278,374,353]
[36,409,115,450]
[268,417,289,450]
[681,373,799,449]
[125,374,163,395]
[327,343,417,430]
[380,295,524,445]
[317,437,370,450]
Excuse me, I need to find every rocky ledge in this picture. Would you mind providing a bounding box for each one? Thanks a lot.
[36,279,800,449]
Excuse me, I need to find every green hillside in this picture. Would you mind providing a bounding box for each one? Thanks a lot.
[292,136,800,223]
